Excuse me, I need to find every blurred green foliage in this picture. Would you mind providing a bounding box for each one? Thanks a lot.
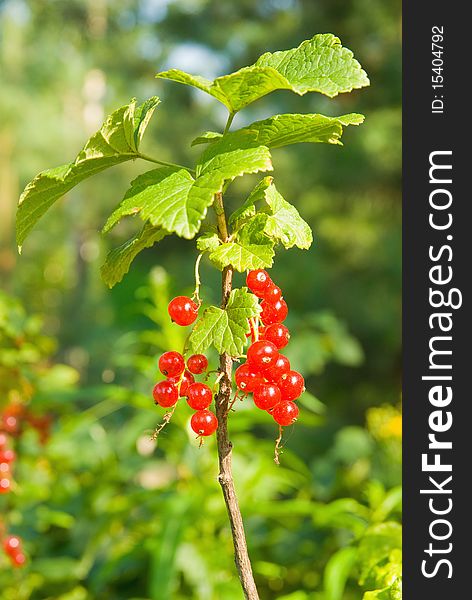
[1,0,401,598]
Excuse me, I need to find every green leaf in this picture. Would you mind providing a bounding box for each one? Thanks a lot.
[196,232,220,252]
[324,547,358,600]
[209,214,275,272]
[228,176,273,228]
[102,167,196,238]
[104,134,272,239]
[190,131,222,147]
[156,34,369,112]
[188,288,260,357]
[358,522,402,586]
[101,223,169,288]
[16,97,160,247]
[237,112,365,149]
[256,33,369,98]
[263,184,313,249]
[156,66,291,113]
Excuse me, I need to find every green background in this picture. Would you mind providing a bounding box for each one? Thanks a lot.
[0,0,401,598]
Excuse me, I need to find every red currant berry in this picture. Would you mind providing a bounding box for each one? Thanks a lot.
[278,370,305,401]
[246,270,272,297]
[0,448,15,463]
[253,382,281,411]
[235,364,265,393]
[272,401,299,426]
[168,296,199,326]
[158,351,185,377]
[152,381,179,407]
[263,354,291,382]
[187,383,213,410]
[247,340,279,369]
[3,536,21,555]
[190,410,218,436]
[187,354,208,375]
[0,432,8,449]
[260,298,288,325]
[263,283,282,303]
[0,477,11,493]
[168,370,195,397]
[0,463,11,474]
[11,552,26,567]
[263,324,290,349]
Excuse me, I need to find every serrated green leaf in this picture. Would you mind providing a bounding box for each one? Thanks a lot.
[228,176,273,228]
[196,232,220,252]
[16,98,160,247]
[100,223,168,288]
[104,135,272,239]
[263,184,313,249]
[209,214,274,272]
[256,33,369,98]
[188,288,260,357]
[156,66,291,113]
[237,113,364,149]
[156,35,368,113]
[102,167,196,237]
[190,131,222,147]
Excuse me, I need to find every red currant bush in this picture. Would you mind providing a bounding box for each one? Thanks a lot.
[168,296,199,326]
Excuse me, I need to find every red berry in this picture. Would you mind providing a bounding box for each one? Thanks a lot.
[246,270,272,297]
[190,410,218,436]
[187,354,208,375]
[253,383,281,411]
[260,299,288,325]
[0,477,11,493]
[263,354,291,382]
[278,370,305,401]
[0,449,15,463]
[3,536,21,555]
[0,462,11,474]
[168,296,199,326]
[187,383,213,410]
[11,552,26,567]
[152,381,179,407]
[168,370,195,397]
[235,364,265,393]
[272,401,299,426]
[247,340,279,369]
[263,324,290,349]
[158,351,185,377]
[2,414,19,434]
[263,283,282,303]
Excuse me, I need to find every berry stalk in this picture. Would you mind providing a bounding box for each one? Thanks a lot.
[214,192,260,600]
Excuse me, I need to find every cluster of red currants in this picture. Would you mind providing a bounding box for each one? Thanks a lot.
[1,534,26,568]
[237,269,305,427]
[0,432,15,496]
[0,433,26,568]
[152,352,218,438]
